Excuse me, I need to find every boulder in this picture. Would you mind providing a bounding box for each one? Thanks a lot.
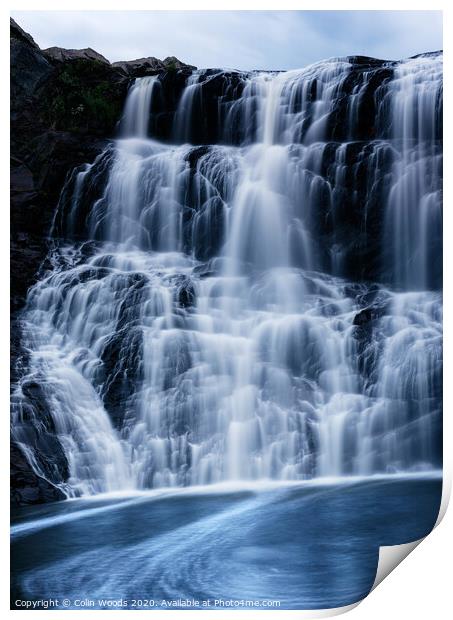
[113,55,195,78]
[44,46,110,64]
[10,441,66,507]
[10,18,53,115]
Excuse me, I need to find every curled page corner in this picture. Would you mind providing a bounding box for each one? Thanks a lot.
[435,474,451,527]
[372,539,423,591]
[372,471,450,592]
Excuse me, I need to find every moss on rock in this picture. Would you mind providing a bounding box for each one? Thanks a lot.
[42,59,126,135]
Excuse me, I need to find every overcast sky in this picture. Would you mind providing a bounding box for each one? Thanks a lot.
[11,10,443,70]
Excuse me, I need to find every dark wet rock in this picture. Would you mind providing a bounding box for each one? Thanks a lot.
[54,145,115,241]
[99,327,144,427]
[352,300,387,341]
[177,283,196,308]
[185,145,211,168]
[171,276,196,308]
[20,380,57,431]
[191,198,226,261]
[161,333,192,392]
[11,19,194,317]
[346,55,390,67]
[10,132,109,315]
[146,69,194,140]
[192,264,218,279]
[14,378,70,481]
[352,295,389,381]
[10,235,48,314]
[149,69,246,145]
[353,307,376,327]
[10,442,66,506]
[11,19,121,314]
[115,273,151,331]
[301,140,395,283]
[353,291,388,327]
[10,18,53,116]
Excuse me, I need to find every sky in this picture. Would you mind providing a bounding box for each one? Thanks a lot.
[11,10,443,71]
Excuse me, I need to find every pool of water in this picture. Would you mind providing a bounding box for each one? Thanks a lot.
[11,474,442,610]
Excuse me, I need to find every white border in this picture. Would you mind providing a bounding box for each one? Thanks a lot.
[3,2,450,618]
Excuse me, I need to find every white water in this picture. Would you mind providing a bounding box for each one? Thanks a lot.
[120,76,159,138]
[12,55,442,496]
[385,56,443,290]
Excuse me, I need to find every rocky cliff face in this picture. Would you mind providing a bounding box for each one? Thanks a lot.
[11,18,193,310]
[10,18,192,505]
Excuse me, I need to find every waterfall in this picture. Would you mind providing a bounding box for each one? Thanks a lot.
[173,69,205,142]
[12,54,442,496]
[120,76,159,138]
[385,55,443,290]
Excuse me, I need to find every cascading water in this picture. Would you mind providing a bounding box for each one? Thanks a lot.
[120,76,159,138]
[12,53,442,497]
[385,56,443,291]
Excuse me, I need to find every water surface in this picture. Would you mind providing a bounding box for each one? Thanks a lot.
[11,474,442,610]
